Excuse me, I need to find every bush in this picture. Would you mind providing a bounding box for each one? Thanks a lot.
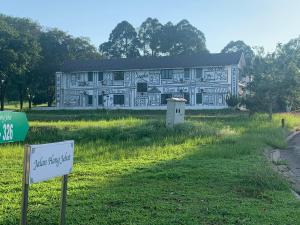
[225,94,240,108]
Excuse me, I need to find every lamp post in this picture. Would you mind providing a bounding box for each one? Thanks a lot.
[0,72,6,111]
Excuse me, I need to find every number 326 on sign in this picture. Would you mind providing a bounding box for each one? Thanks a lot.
[0,112,29,144]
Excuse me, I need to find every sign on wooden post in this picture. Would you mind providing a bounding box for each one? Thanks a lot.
[21,140,74,225]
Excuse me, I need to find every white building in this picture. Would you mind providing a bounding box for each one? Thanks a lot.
[55,52,245,110]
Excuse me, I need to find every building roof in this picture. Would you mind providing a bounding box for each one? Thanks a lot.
[61,52,243,72]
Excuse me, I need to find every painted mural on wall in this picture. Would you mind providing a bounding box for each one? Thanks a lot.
[56,65,238,109]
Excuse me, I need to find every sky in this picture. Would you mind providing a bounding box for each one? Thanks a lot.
[1,0,300,53]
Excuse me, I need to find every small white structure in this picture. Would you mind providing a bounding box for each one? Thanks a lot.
[166,97,187,128]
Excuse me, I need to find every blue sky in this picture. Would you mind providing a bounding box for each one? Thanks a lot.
[1,0,299,53]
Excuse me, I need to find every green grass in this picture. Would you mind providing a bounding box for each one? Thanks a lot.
[1,110,300,224]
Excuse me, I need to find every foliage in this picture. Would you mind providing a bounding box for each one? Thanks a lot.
[221,40,254,66]
[225,94,240,108]
[36,29,100,106]
[246,41,300,117]
[100,19,208,58]
[0,14,41,110]
[138,17,162,56]
[0,13,101,109]
[99,21,140,58]
[1,110,300,224]
[221,40,254,78]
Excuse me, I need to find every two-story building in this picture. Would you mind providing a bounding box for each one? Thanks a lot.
[55,52,245,109]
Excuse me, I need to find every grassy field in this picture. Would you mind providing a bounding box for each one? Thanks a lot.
[1,110,300,224]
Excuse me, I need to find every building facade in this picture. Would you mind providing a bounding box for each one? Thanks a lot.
[56,53,245,109]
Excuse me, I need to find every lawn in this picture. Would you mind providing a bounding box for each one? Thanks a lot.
[1,110,300,224]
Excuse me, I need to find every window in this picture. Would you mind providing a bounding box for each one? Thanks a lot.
[196,93,202,104]
[98,95,103,105]
[196,68,203,79]
[98,72,103,81]
[161,93,172,105]
[161,69,173,79]
[88,72,93,82]
[137,83,148,92]
[113,94,124,105]
[208,95,215,105]
[113,71,124,81]
[184,68,190,79]
[218,95,223,105]
[88,95,93,105]
[183,92,190,104]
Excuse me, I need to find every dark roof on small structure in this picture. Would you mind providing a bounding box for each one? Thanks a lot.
[61,52,243,72]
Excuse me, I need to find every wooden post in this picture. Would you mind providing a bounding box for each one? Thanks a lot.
[60,175,68,225]
[20,145,30,225]
[281,118,285,128]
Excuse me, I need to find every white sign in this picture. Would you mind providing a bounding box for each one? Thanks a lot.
[28,140,74,184]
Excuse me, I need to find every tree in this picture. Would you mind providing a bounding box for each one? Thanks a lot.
[174,20,207,55]
[225,94,240,108]
[245,44,300,118]
[0,19,17,110]
[0,15,41,110]
[273,40,300,111]
[138,18,162,56]
[158,22,177,56]
[99,21,140,58]
[159,20,207,56]
[221,40,254,65]
[248,52,279,119]
[38,29,100,106]
[221,41,254,78]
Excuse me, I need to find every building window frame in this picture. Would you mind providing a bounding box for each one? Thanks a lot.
[88,72,93,82]
[137,82,148,93]
[183,92,190,104]
[98,95,103,105]
[161,93,172,105]
[196,68,203,80]
[184,68,190,79]
[113,71,124,81]
[161,69,173,79]
[113,94,125,105]
[196,93,203,104]
[98,72,104,81]
[88,95,93,106]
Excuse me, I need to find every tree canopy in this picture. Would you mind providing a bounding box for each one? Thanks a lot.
[99,21,140,58]
[100,18,208,58]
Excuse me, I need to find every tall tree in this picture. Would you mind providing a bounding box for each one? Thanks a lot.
[38,29,100,106]
[221,41,254,69]
[0,19,18,110]
[0,15,41,110]
[138,18,162,56]
[245,44,300,117]
[158,22,177,56]
[99,21,140,58]
[273,39,300,110]
[159,20,207,56]
[174,19,207,55]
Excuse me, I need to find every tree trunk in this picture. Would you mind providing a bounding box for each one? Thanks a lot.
[47,93,53,107]
[268,102,273,120]
[28,97,32,109]
[19,87,23,110]
[0,83,5,111]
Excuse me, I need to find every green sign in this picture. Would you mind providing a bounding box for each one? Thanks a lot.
[0,111,29,143]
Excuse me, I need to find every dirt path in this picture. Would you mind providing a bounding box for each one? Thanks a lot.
[276,132,300,193]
